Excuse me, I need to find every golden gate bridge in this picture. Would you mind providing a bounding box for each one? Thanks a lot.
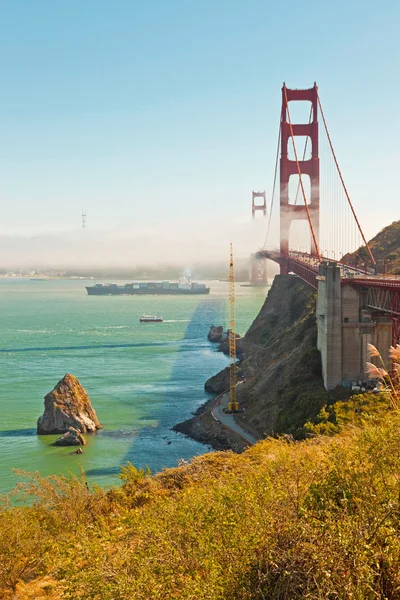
[251,83,400,387]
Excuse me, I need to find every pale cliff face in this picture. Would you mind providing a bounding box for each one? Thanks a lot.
[37,373,102,435]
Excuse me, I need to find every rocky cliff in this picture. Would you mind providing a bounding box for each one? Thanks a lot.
[37,374,102,435]
[230,275,347,438]
[175,274,348,449]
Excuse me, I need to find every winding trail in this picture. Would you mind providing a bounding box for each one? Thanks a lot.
[211,390,257,446]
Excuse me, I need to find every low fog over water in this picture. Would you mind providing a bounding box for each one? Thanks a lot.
[0,216,275,272]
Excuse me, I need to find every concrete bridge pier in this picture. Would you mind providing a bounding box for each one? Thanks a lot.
[317,262,342,390]
[317,262,392,391]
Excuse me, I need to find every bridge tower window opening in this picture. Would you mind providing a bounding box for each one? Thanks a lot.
[288,173,311,206]
[284,99,314,128]
[287,136,312,162]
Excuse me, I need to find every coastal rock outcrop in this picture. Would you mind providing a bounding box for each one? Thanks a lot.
[208,325,228,343]
[208,325,243,357]
[54,427,87,446]
[37,374,102,435]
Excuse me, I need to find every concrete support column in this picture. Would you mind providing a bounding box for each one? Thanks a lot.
[317,262,342,390]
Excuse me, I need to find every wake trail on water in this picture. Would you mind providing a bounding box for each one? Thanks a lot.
[162,319,191,323]
[0,341,182,354]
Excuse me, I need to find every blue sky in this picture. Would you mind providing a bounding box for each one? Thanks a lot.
[0,0,399,245]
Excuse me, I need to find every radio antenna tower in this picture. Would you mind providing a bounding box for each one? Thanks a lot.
[82,210,86,229]
[228,242,239,412]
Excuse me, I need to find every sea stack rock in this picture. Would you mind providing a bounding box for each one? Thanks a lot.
[54,427,87,446]
[37,374,102,435]
[208,325,228,343]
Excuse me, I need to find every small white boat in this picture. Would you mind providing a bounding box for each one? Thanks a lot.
[139,314,163,323]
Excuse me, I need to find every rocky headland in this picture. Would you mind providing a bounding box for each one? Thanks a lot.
[175,274,349,451]
[37,374,102,435]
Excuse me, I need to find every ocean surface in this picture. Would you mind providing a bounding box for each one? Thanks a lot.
[0,278,268,495]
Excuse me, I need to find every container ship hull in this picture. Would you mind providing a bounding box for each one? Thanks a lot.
[86,282,210,296]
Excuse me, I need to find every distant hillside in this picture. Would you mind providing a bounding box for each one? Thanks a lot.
[343,220,400,274]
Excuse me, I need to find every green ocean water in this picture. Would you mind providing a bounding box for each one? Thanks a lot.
[0,278,267,495]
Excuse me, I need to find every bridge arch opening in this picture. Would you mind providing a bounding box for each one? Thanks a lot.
[287,136,312,162]
[288,173,311,205]
[285,100,313,126]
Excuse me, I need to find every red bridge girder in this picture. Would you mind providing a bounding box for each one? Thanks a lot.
[286,257,318,289]
[344,278,400,345]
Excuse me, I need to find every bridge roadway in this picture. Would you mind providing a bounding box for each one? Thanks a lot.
[256,249,375,290]
[256,249,400,302]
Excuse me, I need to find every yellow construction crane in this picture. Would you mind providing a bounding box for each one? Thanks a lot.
[228,242,239,412]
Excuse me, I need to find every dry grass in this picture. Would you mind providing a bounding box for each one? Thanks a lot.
[1,401,400,598]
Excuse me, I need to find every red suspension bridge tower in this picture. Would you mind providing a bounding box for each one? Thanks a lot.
[250,191,268,286]
[280,83,320,273]
[254,82,400,389]
[252,190,267,218]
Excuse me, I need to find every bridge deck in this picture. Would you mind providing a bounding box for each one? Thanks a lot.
[256,250,400,344]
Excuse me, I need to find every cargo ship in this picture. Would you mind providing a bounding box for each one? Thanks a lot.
[86,277,210,296]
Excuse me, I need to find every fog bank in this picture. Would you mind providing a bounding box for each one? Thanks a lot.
[0,217,274,270]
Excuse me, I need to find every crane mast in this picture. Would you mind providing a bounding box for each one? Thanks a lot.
[228,243,239,412]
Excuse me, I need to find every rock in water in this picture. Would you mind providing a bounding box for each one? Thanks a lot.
[54,427,87,446]
[208,325,228,343]
[37,374,102,434]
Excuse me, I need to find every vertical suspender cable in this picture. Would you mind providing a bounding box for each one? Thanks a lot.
[316,92,375,265]
[262,118,281,249]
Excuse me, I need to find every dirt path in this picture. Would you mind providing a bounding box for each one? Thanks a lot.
[211,391,258,446]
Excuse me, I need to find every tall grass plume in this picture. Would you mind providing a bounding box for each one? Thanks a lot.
[366,343,400,410]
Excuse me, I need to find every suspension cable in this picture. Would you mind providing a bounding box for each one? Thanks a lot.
[284,86,321,260]
[316,91,375,265]
[262,116,281,249]
[294,103,313,206]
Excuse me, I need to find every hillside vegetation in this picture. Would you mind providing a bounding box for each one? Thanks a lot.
[344,219,400,274]
[237,276,350,437]
[2,395,400,600]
